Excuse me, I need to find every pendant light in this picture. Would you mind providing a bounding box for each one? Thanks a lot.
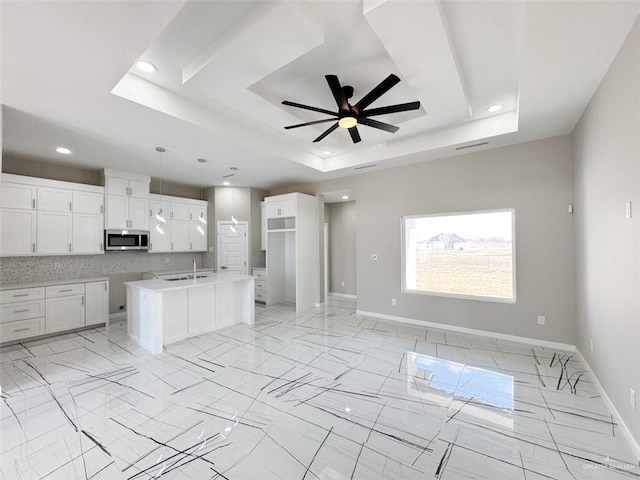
[155,147,167,234]
[227,167,238,233]
[196,158,207,235]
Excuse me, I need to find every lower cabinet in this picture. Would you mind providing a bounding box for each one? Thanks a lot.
[163,285,216,343]
[45,283,85,334]
[85,280,109,326]
[188,284,216,336]
[0,278,110,344]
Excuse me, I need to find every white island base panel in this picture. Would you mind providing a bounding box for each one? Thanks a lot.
[125,274,254,354]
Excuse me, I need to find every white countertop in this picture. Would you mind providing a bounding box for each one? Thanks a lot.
[142,268,215,276]
[0,277,110,291]
[125,273,254,293]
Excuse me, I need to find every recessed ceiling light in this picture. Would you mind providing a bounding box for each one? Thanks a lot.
[56,147,72,155]
[322,150,331,156]
[223,181,230,186]
[487,104,503,113]
[136,60,157,73]
[342,195,349,200]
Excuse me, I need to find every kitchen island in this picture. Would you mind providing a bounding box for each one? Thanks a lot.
[125,273,254,354]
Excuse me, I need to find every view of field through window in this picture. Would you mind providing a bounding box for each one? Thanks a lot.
[404,210,514,300]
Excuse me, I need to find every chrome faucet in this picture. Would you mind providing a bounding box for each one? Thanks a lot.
[192,258,197,279]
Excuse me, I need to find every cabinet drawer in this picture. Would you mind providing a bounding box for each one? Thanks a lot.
[255,280,266,291]
[253,269,266,279]
[255,291,266,303]
[1,300,45,323]
[46,283,85,298]
[0,287,44,304]
[1,318,45,343]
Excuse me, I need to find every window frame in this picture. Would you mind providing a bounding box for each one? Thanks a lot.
[401,208,516,304]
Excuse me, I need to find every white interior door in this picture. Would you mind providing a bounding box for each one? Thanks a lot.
[217,221,248,274]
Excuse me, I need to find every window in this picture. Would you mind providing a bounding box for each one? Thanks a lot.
[403,209,515,302]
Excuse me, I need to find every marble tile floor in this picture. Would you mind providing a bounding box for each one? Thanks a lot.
[1,297,638,479]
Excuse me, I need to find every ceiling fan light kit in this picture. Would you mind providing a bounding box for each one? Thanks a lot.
[282,73,420,144]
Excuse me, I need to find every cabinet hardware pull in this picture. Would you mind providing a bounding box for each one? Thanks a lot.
[100,243,103,251]
[12,293,29,297]
[32,199,36,209]
[104,283,107,291]
[59,289,73,292]
[69,202,72,211]
[69,243,72,252]
[171,211,174,219]
[190,213,192,220]
[100,205,104,214]
[190,243,192,250]
[171,243,174,250]
[150,209,152,217]
[32,243,36,253]
[13,309,29,313]
[13,328,29,333]
[82,296,85,305]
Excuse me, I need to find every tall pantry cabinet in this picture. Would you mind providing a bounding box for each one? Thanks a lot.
[265,193,319,312]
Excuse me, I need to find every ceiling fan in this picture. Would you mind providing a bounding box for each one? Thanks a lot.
[282,74,420,144]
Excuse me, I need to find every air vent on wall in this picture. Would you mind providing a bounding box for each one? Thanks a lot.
[354,164,377,170]
[455,142,489,151]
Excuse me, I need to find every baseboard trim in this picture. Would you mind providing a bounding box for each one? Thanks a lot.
[355,309,575,352]
[329,292,357,299]
[575,348,640,461]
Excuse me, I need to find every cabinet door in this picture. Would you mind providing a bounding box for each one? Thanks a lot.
[37,211,72,255]
[73,214,104,254]
[46,295,84,333]
[73,191,104,214]
[38,187,72,213]
[170,220,190,251]
[162,290,188,344]
[149,200,171,252]
[0,209,36,255]
[106,177,129,196]
[189,204,207,223]
[190,222,207,251]
[0,183,36,210]
[279,199,296,217]
[171,202,190,221]
[85,281,108,326]
[129,197,149,230]
[129,179,149,198]
[265,201,281,219]
[106,194,129,229]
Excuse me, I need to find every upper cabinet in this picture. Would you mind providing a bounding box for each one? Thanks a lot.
[101,169,150,230]
[265,197,296,219]
[0,174,105,257]
[148,194,208,253]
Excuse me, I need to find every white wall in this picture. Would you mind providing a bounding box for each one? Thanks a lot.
[572,17,640,444]
[273,135,576,344]
[328,201,357,296]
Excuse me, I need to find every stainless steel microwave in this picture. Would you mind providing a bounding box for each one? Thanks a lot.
[104,230,149,251]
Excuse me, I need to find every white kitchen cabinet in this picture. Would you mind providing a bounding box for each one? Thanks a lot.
[190,222,207,252]
[162,289,188,344]
[171,202,190,221]
[0,287,45,342]
[253,268,267,303]
[189,204,206,223]
[149,199,171,252]
[37,187,73,213]
[73,213,104,254]
[37,211,72,255]
[171,220,190,251]
[266,192,318,312]
[73,191,104,215]
[0,209,36,255]
[0,183,36,210]
[102,169,150,230]
[266,198,296,219]
[45,283,85,334]
[85,280,109,326]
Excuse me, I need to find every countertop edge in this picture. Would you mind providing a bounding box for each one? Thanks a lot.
[0,277,111,291]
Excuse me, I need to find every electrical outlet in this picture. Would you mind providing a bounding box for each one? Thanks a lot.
[53,262,61,270]
[391,298,396,306]
[537,315,545,325]
[341,281,345,287]
[626,202,632,219]
[630,388,636,409]
[590,338,594,352]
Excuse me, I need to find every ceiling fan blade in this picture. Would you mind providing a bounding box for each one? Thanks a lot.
[313,122,339,142]
[284,118,338,130]
[361,101,421,118]
[353,74,401,113]
[358,117,399,133]
[282,100,338,117]
[348,126,361,143]
[325,74,349,112]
